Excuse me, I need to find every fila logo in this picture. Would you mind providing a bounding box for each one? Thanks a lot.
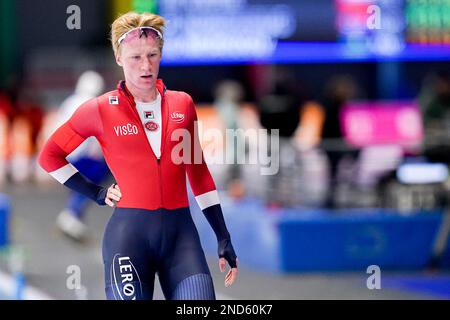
[109,96,119,105]
[114,123,138,136]
[170,112,185,123]
[144,111,154,119]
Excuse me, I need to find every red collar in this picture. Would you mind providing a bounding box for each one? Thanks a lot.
[117,79,166,105]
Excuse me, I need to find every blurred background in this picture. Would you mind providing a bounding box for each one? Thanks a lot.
[1,0,450,300]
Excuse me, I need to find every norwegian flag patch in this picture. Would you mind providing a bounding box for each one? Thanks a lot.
[109,96,119,105]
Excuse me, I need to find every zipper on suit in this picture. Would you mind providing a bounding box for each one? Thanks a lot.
[122,86,165,208]
[157,157,163,208]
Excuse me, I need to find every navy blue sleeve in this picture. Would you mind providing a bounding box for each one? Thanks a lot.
[63,172,107,206]
[202,204,230,241]
[202,204,237,268]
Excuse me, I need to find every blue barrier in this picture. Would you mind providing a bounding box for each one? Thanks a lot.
[440,233,450,268]
[279,209,442,272]
[191,196,444,272]
[0,193,11,247]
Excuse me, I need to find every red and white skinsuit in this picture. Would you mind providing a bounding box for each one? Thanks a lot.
[39,79,221,212]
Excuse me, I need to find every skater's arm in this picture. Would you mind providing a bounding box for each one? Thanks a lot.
[38,98,110,205]
[184,93,238,287]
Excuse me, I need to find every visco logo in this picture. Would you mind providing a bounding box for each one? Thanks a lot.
[114,123,139,136]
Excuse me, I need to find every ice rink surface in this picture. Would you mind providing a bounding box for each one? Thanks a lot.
[0,183,448,300]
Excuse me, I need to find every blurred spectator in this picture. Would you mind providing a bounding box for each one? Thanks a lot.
[51,71,110,242]
[419,71,450,164]
[15,90,45,153]
[417,72,450,267]
[419,71,450,132]
[258,67,304,139]
[319,75,359,208]
[0,90,14,185]
[256,67,305,207]
[213,80,245,199]
[9,88,45,183]
[0,76,22,184]
[0,90,14,121]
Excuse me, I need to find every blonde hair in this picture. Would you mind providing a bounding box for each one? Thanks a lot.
[111,12,165,56]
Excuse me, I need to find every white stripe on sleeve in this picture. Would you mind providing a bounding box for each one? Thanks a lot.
[50,163,78,184]
[195,190,220,210]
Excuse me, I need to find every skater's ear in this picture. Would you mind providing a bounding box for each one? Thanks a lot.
[115,52,123,67]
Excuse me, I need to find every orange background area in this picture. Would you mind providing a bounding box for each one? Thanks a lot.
[0,102,325,161]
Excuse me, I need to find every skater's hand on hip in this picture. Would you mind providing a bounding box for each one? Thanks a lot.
[105,183,122,207]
